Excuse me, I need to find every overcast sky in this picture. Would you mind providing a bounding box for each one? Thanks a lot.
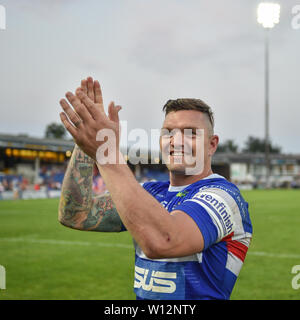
[0,0,299,153]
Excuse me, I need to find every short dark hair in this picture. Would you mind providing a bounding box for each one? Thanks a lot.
[162,98,214,132]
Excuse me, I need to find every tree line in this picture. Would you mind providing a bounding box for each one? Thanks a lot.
[216,137,281,154]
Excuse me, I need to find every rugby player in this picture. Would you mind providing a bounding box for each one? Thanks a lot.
[58,77,252,300]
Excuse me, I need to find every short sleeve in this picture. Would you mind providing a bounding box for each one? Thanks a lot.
[175,188,236,250]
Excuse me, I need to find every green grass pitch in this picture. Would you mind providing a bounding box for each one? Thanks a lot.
[0,190,299,300]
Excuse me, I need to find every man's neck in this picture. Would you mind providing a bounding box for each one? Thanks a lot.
[169,167,214,186]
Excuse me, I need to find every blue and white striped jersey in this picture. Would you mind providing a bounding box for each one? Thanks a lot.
[133,174,253,300]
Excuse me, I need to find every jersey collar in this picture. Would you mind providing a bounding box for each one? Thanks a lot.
[168,173,225,192]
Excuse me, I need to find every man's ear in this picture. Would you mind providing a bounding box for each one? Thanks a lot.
[209,135,219,156]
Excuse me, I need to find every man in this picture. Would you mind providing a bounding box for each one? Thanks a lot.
[58,77,252,300]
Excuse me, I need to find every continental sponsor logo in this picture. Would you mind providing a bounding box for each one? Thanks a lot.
[134,266,176,293]
[193,191,235,233]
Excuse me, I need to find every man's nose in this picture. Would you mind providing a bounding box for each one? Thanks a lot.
[170,130,184,148]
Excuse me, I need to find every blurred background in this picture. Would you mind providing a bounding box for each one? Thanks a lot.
[0,0,299,300]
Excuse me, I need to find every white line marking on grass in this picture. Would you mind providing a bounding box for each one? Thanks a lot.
[248,251,300,259]
[0,237,133,249]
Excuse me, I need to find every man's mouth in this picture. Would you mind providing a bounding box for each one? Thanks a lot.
[170,151,184,156]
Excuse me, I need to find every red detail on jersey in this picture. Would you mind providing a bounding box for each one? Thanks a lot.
[221,232,234,242]
[226,240,248,262]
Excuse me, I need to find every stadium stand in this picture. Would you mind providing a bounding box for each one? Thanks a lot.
[1,133,300,200]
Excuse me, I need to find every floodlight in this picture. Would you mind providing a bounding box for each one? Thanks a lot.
[257,2,280,29]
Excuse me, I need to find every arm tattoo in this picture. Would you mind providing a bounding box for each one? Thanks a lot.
[58,145,123,232]
[84,193,124,232]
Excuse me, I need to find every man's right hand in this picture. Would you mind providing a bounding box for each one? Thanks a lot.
[60,76,122,162]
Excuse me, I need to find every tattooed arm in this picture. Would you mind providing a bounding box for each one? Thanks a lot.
[58,145,124,232]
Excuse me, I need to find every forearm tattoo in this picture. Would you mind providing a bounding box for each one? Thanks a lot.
[84,193,124,232]
[59,146,123,232]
